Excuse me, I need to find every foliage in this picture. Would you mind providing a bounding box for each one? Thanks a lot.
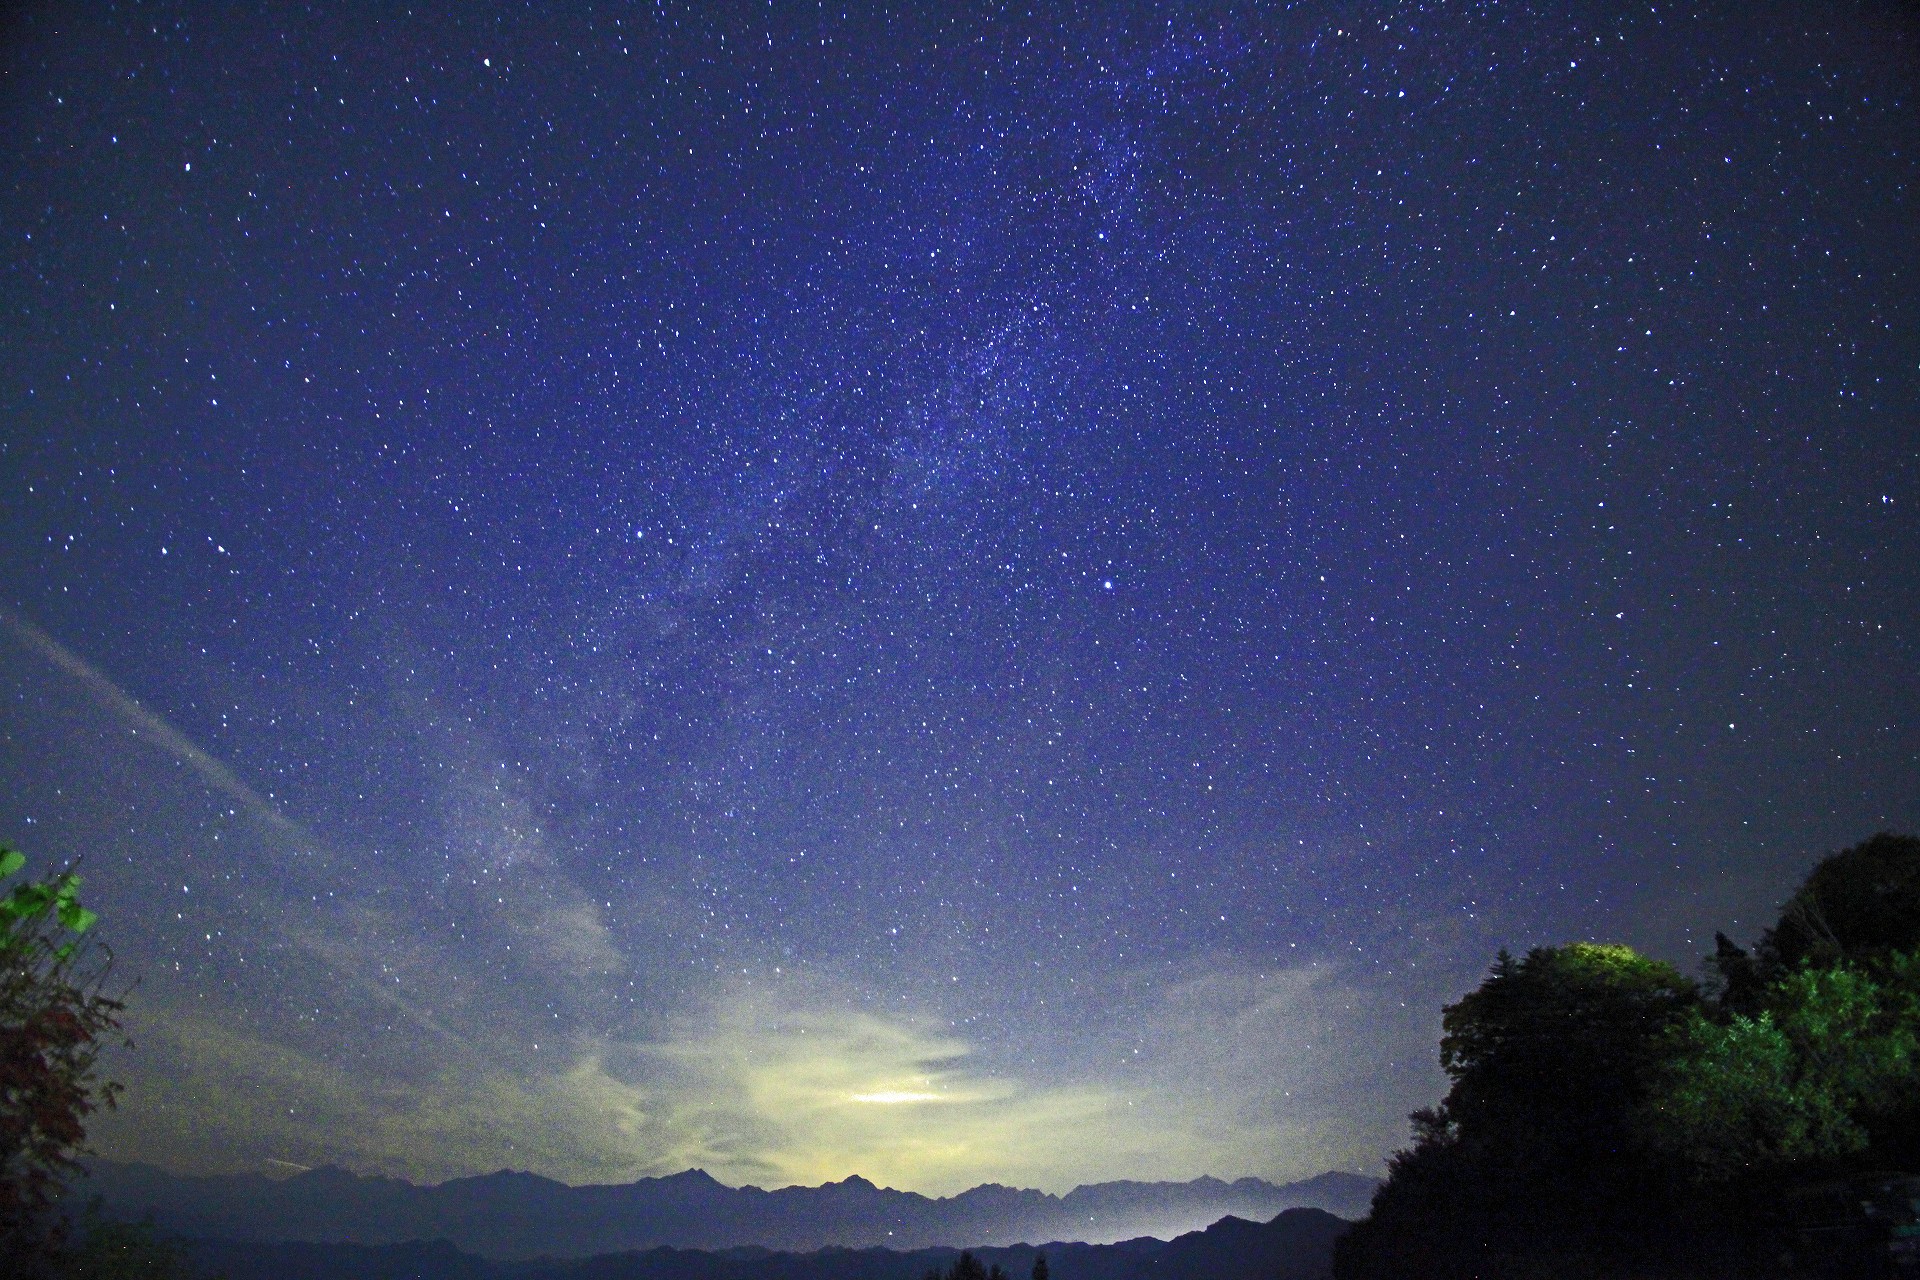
[1643,953,1920,1179]
[1334,944,1699,1278]
[1703,931,1767,1016]
[1436,942,1697,1145]
[0,845,128,1270]
[1653,833,1920,1182]
[58,1204,204,1279]
[1412,941,1698,1209]
[1756,832,1920,974]
[922,1252,990,1280]
[1333,832,1920,1279]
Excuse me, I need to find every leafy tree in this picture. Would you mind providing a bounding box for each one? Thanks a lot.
[1644,951,1920,1179]
[924,1254,995,1280]
[1640,833,1920,1182]
[1335,833,1920,1278]
[1755,832,1920,975]
[58,1204,202,1279]
[1334,944,1698,1278]
[0,846,127,1270]
[1030,1252,1048,1280]
[1439,944,1695,1126]
[1705,931,1767,1016]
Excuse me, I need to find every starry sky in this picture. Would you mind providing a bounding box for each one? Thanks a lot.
[1,2,1917,1200]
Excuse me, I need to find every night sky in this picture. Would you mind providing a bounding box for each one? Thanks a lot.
[2,2,1917,1199]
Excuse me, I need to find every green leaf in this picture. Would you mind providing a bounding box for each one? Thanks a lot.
[1,882,54,920]
[57,900,98,934]
[0,848,23,879]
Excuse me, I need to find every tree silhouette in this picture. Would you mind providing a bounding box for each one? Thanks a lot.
[1756,832,1920,974]
[56,1204,200,1279]
[1635,833,1920,1181]
[1336,833,1920,1278]
[1434,943,1697,1158]
[1643,954,1920,1178]
[0,846,127,1272]
[1030,1252,1049,1280]
[1335,943,1698,1277]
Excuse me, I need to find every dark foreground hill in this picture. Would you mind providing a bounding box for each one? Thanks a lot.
[181,1207,1350,1280]
[77,1162,1376,1259]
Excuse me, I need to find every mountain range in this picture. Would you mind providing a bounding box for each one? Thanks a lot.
[77,1162,1378,1260]
[179,1207,1353,1280]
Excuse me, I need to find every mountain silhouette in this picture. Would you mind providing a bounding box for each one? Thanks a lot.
[76,1162,1375,1260]
[179,1206,1352,1280]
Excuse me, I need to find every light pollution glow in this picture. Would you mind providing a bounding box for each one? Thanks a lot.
[850,1092,949,1104]
[2,578,1451,1195]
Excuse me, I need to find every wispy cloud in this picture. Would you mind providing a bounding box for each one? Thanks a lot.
[0,605,321,856]
[97,1009,658,1183]
[5,607,1421,1192]
[608,979,1267,1194]
[99,978,1171,1194]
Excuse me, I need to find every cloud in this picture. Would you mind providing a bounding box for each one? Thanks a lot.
[94,1008,660,1184]
[97,974,1194,1194]
[1,606,1433,1192]
[88,920,1428,1192]
[0,605,326,859]
[613,982,1157,1193]
[1108,955,1449,1180]
[0,609,640,1173]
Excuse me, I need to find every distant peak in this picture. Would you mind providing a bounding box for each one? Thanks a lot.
[294,1164,359,1182]
[458,1167,563,1189]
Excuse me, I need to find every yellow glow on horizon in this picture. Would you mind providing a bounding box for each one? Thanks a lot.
[848,1090,947,1104]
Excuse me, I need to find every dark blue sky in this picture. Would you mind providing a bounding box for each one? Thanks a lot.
[2,2,1916,1195]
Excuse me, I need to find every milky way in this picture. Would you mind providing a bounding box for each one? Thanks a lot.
[1,3,1915,1195]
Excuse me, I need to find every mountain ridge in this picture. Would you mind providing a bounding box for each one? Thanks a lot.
[75,1161,1378,1260]
[179,1205,1353,1280]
